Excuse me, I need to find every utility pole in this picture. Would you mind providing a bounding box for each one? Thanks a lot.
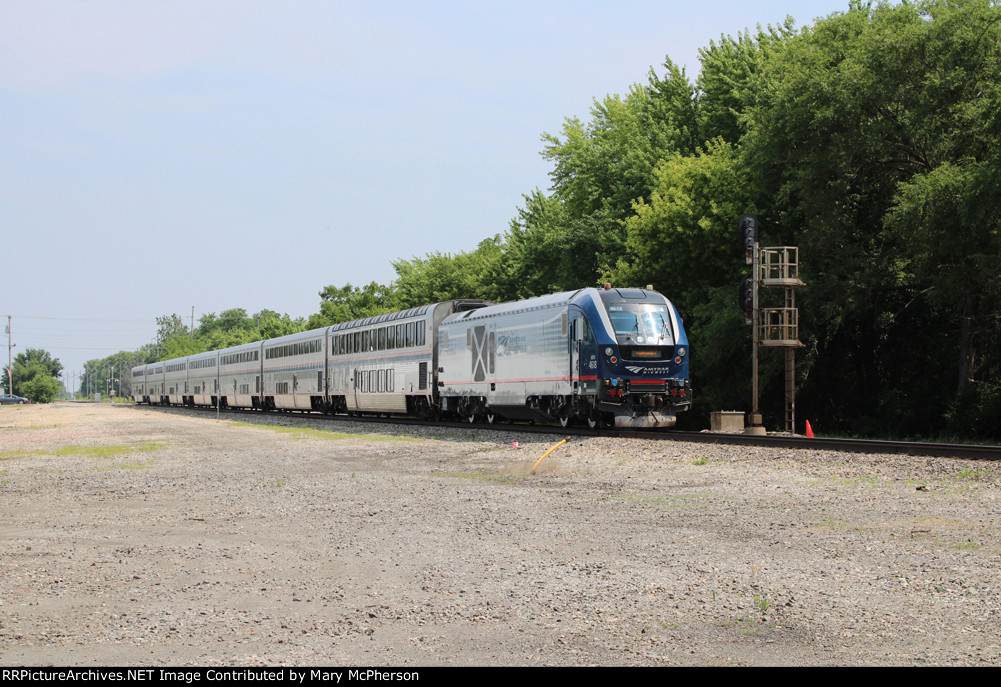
[6,315,14,395]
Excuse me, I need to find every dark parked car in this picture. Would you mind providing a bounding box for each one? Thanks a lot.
[0,394,29,404]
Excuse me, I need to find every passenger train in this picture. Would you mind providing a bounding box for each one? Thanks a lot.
[131,286,690,429]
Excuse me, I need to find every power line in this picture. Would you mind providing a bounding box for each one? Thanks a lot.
[10,314,155,323]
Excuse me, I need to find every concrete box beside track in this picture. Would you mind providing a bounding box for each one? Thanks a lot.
[711,411,745,432]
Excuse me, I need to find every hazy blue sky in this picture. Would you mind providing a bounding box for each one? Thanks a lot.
[2,1,853,391]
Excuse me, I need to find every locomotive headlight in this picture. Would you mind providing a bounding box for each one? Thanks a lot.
[604,347,614,356]
[677,347,686,357]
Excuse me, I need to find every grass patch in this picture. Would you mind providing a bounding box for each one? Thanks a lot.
[691,456,709,466]
[229,422,414,442]
[262,477,288,488]
[3,424,62,431]
[55,442,163,458]
[0,441,164,461]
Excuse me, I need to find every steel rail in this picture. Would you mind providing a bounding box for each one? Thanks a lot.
[126,404,1001,460]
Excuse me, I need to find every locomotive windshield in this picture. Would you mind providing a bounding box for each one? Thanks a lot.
[605,303,674,345]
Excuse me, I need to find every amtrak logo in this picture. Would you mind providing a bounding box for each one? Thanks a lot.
[625,365,668,374]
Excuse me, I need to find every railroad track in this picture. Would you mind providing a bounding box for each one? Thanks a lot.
[127,403,1001,461]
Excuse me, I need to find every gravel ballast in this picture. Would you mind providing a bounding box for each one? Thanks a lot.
[1,402,999,666]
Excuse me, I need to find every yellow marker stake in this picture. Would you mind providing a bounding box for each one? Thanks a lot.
[531,436,570,474]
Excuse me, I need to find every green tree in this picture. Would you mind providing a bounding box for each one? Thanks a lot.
[308,282,400,327]
[742,0,1001,437]
[695,22,794,145]
[4,348,63,402]
[610,141,755,419]
[257,311,307,339]
[20,373,61,403]
[154,314,197,360]
[483,191,589,300]
[79,349,150,400]
[392,241,501,307]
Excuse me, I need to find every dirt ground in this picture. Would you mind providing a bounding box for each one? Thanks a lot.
[1,402,999,666]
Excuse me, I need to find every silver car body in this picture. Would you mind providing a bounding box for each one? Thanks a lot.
[186,351,220,407]
[261,328,327,411]
[218,341,263,409]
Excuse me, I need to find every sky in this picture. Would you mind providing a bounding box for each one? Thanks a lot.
[1,0,854,393]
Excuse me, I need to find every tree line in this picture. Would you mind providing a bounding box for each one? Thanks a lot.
[77,309,305,400]
[82,1,1000,440]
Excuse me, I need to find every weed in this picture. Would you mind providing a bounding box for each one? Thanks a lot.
[806,516,850,531]
[950,539,980,551]
[94,461,156,473]
[691,457,709,466]
[954,467,986,481]
[606,492,709,509]
[119,462,155,470]
[263,477,288,488]
[433,470,521,483]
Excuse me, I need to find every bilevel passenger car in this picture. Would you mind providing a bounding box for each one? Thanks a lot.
[131,286,690,429]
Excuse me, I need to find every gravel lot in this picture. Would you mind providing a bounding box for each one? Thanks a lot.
[1,402,999,666]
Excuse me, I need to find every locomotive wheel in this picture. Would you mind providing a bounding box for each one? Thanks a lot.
[587,411,613,429]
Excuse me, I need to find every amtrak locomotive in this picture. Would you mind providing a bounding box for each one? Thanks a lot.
[131,285,690,429]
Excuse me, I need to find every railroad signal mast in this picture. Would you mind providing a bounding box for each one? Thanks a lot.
[739,214,804,434]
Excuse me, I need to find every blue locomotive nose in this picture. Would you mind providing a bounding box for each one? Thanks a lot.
[583,286,691,428]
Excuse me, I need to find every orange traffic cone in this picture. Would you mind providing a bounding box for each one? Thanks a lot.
[805,420,815,438]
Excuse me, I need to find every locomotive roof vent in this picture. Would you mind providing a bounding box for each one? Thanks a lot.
[454,300,490,312]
